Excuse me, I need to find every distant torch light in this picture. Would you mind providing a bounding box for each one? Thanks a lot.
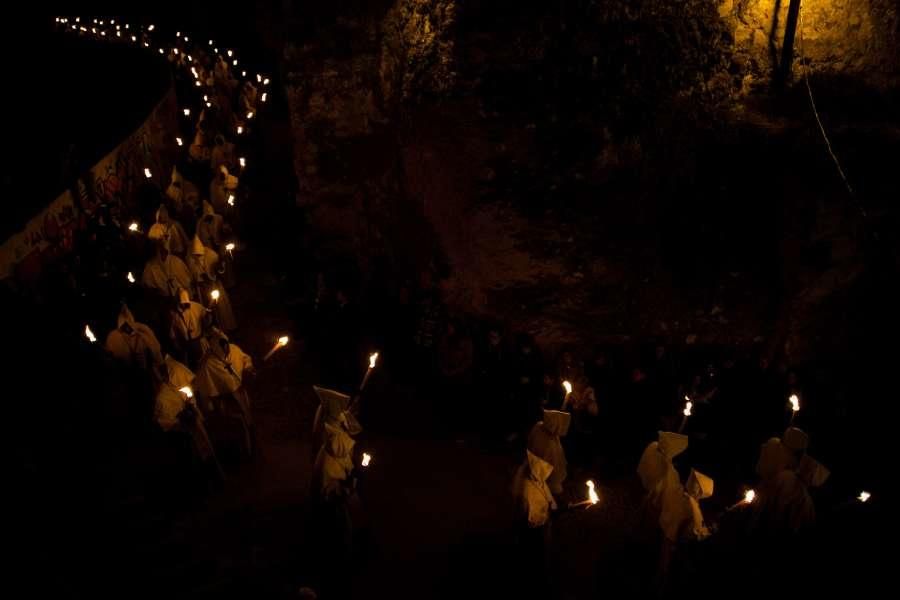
[236,126,243,135]
[225,242,236,252]
[127,271,135,283]
[211,289,220,302]
[261,92,267,102]
[242,70,247,77]
[227,50,233,57]
[257,74,262,83]
[148,24,155,31]
[84,325,97,343]
[176,137,183,146]
[183,108,191,117]
[239,157,246,168]
[744,489,756,504]
[858,491,871,503]
[233,59,238,67]
[144,168,152,179]
[562,380,573,396]
[227,194,235,206]
[128,222,139,232]
[246,111,254,120]
[179,386,193,399]
[362,453,372,467]
[264,78,270,85]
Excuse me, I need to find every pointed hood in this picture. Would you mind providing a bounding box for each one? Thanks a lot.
[542,410,571,437]
[783,427,810,452]
[178,288,191,305]
[191,235,205,256]
[155,204,169,224]
[686,468,714,500]
[313,386,351,422]
[526,449,554,483]
[202,200,215,217]
[116,304,137,330]
[170,166,183,185]
[164,354,194,389]
[658,431,689,459]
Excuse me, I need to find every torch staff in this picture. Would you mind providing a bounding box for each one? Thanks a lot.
[788,394,800,426]
[263,335,289,361]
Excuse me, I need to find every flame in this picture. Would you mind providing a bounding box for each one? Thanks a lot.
[233,59,238,67]
[178,386,193,399]
[261,92,267,102]
[239,157,247,167]
[195,81,201,87]
[203,95,208,102]
[211,289,220,302]
[246,111,254,120]
[116,32,121,37]
[183,108,190,116]
[858,491,871,503]
[278,335,289,346]
[227,50,233,57]
[128,222,139,232]
[369,352,379,369]
[214,48,219,54]
[184,36,189,42]
[587,480,599,504]
[144,168,152,178]
[173,48,179,55]
[263,78,270,85]
[227,194,235,206]
[127,271,135,283]
[237,126,243,135]
[242,70,247,78]
[744,489,756,504]
[206,102,212,108]
[176,31,180,37]
[84,325,96,343]
[257,74,262,83]
[176,137,183,146]
[225,242,235,252]
[683,400,693,417]
[148,24,155,31]
[208,39,214,46]
[789,394,800,413]
[362,453,372,467]
[562,380,573,396]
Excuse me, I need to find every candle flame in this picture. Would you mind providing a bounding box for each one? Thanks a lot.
[84,325,96,343]
[225,242,235,251]
[239,157,246,167]
[195,81,201,87]
[203,95,208,101]
[236,126,243,135]
[211,289,220,301]
[233,59,238,67]
[278,336,289,346]
[206,102,212,108]
[228,194,235,206]
[179,386,193,398]
[242,70,247,77]
[789,394,800,413]
[148,24,155,31]
[587,480,599,504]
[183,108,190,116]
[227,50,233,57]
[744,489,756,504]
[263,78,270,85]
[257,74,262,83]
[173,48,179,55]
[144,168,152,178]
[246,111,254,120]
[858,491,871,503]
[683,401,693,417]
[131,35,136,41]
[362,452,372,467]
[127,271,135,283]
[369,352,379,369]
[184,36,189,42]
[209,39,214,46]
[128,222,139,232]
[262,92,267,102]
[562,380,573,395]
[176,137,183,146]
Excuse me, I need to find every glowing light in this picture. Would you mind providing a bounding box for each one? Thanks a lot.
[211,289,220,302]
[214,47,218,54]
[127,272,135,283]
[116,32,121,38]
[257,74,262,83]
[195,81,202,87]
[562,380,573,396]
[227,194,235,206]
[144,168,152,179]
[858,491,871,503]
[227,50,233,57]
[242,70,247,77]
[125,24,129,29]
[587,480,599,504]
[84,325,97,343]
[789,394,800,413]
[186,55,192,62]
[101,31,106,37]
[148,24,155,31]
[143,42,150,48]
[176,137,183,146]
[225,243,236,252]
[208,39,213,46]
[91,27,97,34]
[176,31,181,37]
[131,35,137,42]
[128,222,139,232]
[278,336,289,347]
[246,111,254,120]
[744,489,756,504]
[179,386,193,399]
[173,48,178,55]
[203,95,208,102]
[184,36,189,42]
[233,59,238,67]
[362,453,372,467]
[206,102,212,108]
[236,126,243,135]
[261,92,267,103]
[158,48,164,55]
[683,398,693,417]
[369,352,379,369]
[264,78,270,85]
[183,108,191,117]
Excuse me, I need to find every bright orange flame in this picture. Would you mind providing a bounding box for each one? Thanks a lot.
[84,325,96,343]
[278,336,289,346]
[562,380,573,396]
[362,453,372,467]
[179,386,193,398]
[225,243,235,252]
[211,289,220,302]
[369,352,379,369]
[789,394,800,413]
[858,491,871,503]
[587,480,599,504]
[744,489,756,504]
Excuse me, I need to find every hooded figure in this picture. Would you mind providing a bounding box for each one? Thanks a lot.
[757,427,809,482]
[239,81,258,115]
[148,204,190,257]
[209,166,238,214]
[105,305,163,372]
[527,410,570,495]
[141,239,193,298]
[197,201,226,251]
[637,431,689,516]
[195,329,254,454]
[752,452,827,537]
[188,236,237,331]
[313,421,358,502]
[153,355,220,475]
[515,450,558,529]
[189,127,211,162]
[169,288,211,368]
[165,166,184,209]
[211,136,236,174]
[311,386,362,453]
[659,468,714,543]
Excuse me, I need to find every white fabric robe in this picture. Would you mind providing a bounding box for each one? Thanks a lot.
[141,254,193,298]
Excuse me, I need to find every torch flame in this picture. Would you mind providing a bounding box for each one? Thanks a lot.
[233,59,238,67]
[562,380,573,396]
[211,289,220,302]
[257,74,262,83]
[858,491,871,503]
[744,489,756,504]
[237,126,243,135]
[178,386,193,399]
[369,352,379,369]
[239,157,247,168]
[227,194,235,206]
[176,137,183,146]
[127,272,135,283]
[183,108,190,116]
[362,452,372,467]
[246,111,254,120]
[144,167,152,179]
[225,242,235,252]
[263,78,270,85]
[789,394,800,413]
[683,400,693,417]
[148,24,155,31]
[278,336,289,347]
[262,92,267,102]
[587,480,599,504]
[84,325,96,343]
[128,222,139,232]
[242,70,247,78]
[227,49,233,57]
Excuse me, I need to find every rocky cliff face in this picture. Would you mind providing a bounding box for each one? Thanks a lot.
[282,0,900,359]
